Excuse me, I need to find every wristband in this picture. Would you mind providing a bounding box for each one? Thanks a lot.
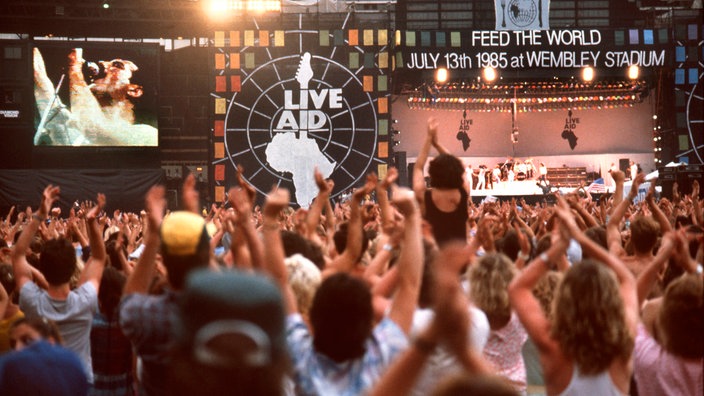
[696,264,703,274]
[382,243,393,252]
[539,252,549,263]
[517,251,530,261]
[32,213,46,222]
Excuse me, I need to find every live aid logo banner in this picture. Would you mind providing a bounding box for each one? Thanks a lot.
[496,0,549,31]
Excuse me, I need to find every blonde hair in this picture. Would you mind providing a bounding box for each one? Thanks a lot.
[469,253,516,330]
[285,254,322,316]
[532,271,562,322]
[551,260,633,374]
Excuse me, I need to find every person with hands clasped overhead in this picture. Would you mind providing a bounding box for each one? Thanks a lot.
[413,117,470,247]
[11,185,107,383]
[370,242,517,396]
[632,229,703,396]
[262,177,424,396]
[509,194,638,395]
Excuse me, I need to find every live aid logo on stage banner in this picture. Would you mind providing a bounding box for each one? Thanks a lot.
[495,0,549,31]
[562,109,579,150]
[457,110,473,152]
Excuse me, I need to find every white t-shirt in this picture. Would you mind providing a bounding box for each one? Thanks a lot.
[19,281,98,383]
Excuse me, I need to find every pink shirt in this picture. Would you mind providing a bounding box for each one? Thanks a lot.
[634,324,703,396]
[482,312,528,391]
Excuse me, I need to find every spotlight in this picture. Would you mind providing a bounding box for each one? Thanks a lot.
[435,67,449,84]
[483,67,497,83]
[102,2,110,8]
[628,65,639,80]
[581,66,594,82]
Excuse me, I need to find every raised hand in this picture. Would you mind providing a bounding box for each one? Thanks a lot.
[628,173,646,199]
[86,193,106,221]
[611,170,625,184]
[144,186,166,229]
[692,180,699,198]
[263,187,290,218]
[391,186,418,217]
[228,186,252,222]
[182,173,199,213]
[427,117,439,144]
[38,185,61,219]
[352,173,377,202]
[236,165,257,204]
[380,167,398,190]
[314,167,334,195]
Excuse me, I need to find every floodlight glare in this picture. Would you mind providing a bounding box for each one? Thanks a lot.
[483,67,497,82]
[435,67,449,84]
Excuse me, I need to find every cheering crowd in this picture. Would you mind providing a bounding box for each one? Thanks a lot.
[0,118,702,396]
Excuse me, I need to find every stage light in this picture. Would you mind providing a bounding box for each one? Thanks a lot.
[483,67,497,83]
[206,0,280,17]
[628,65,640,80]
[102,2,110,8]
[581,66,594,82]
[435,67,449,83]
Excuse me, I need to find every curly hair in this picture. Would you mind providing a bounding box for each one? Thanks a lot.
[657,274,703,359]
[551,260,633,375]
[469,253,516,330]
[532,271,562,322]
[428,154,465,189]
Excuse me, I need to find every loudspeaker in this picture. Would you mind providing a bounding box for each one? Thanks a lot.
[394,151,408,187]
[619,158,630,174]
[408,162,415,188]
[677,166,703,199]
[658,166,678,200]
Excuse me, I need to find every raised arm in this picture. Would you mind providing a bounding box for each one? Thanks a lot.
[229,186,264,270]
[555,195,638,334]
[386,187,423,335]
[509,226,568,352]
[370,243,492,396]
[11,185,60,290]
[610,170,626,213]
[607,173,644,256]
[636,232,675,306]
[645,180,672,234]
[567,193,598,229]
[260,187,297,314]
[322,174,376,278]
[77,193,107,291]
[691,180,701,225]
[123,186,165,295]
[413,118,438,209]
[376,167,398,233]
[306,168,334,244]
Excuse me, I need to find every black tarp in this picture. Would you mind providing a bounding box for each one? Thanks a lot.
[0,169,165,216]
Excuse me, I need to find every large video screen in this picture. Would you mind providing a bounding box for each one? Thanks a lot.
[33,42,159,147]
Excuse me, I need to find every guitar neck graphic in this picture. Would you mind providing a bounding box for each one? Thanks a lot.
[294,52,314,139]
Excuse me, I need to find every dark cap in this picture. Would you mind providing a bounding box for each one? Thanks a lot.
[176,269,287,367]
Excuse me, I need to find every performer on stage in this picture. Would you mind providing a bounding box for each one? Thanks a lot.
[539,162,548,182]
[629,160,638,181]
[476,165,486,190]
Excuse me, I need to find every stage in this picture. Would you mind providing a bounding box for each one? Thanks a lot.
[468,178,659,205]
[471,180,549,197]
